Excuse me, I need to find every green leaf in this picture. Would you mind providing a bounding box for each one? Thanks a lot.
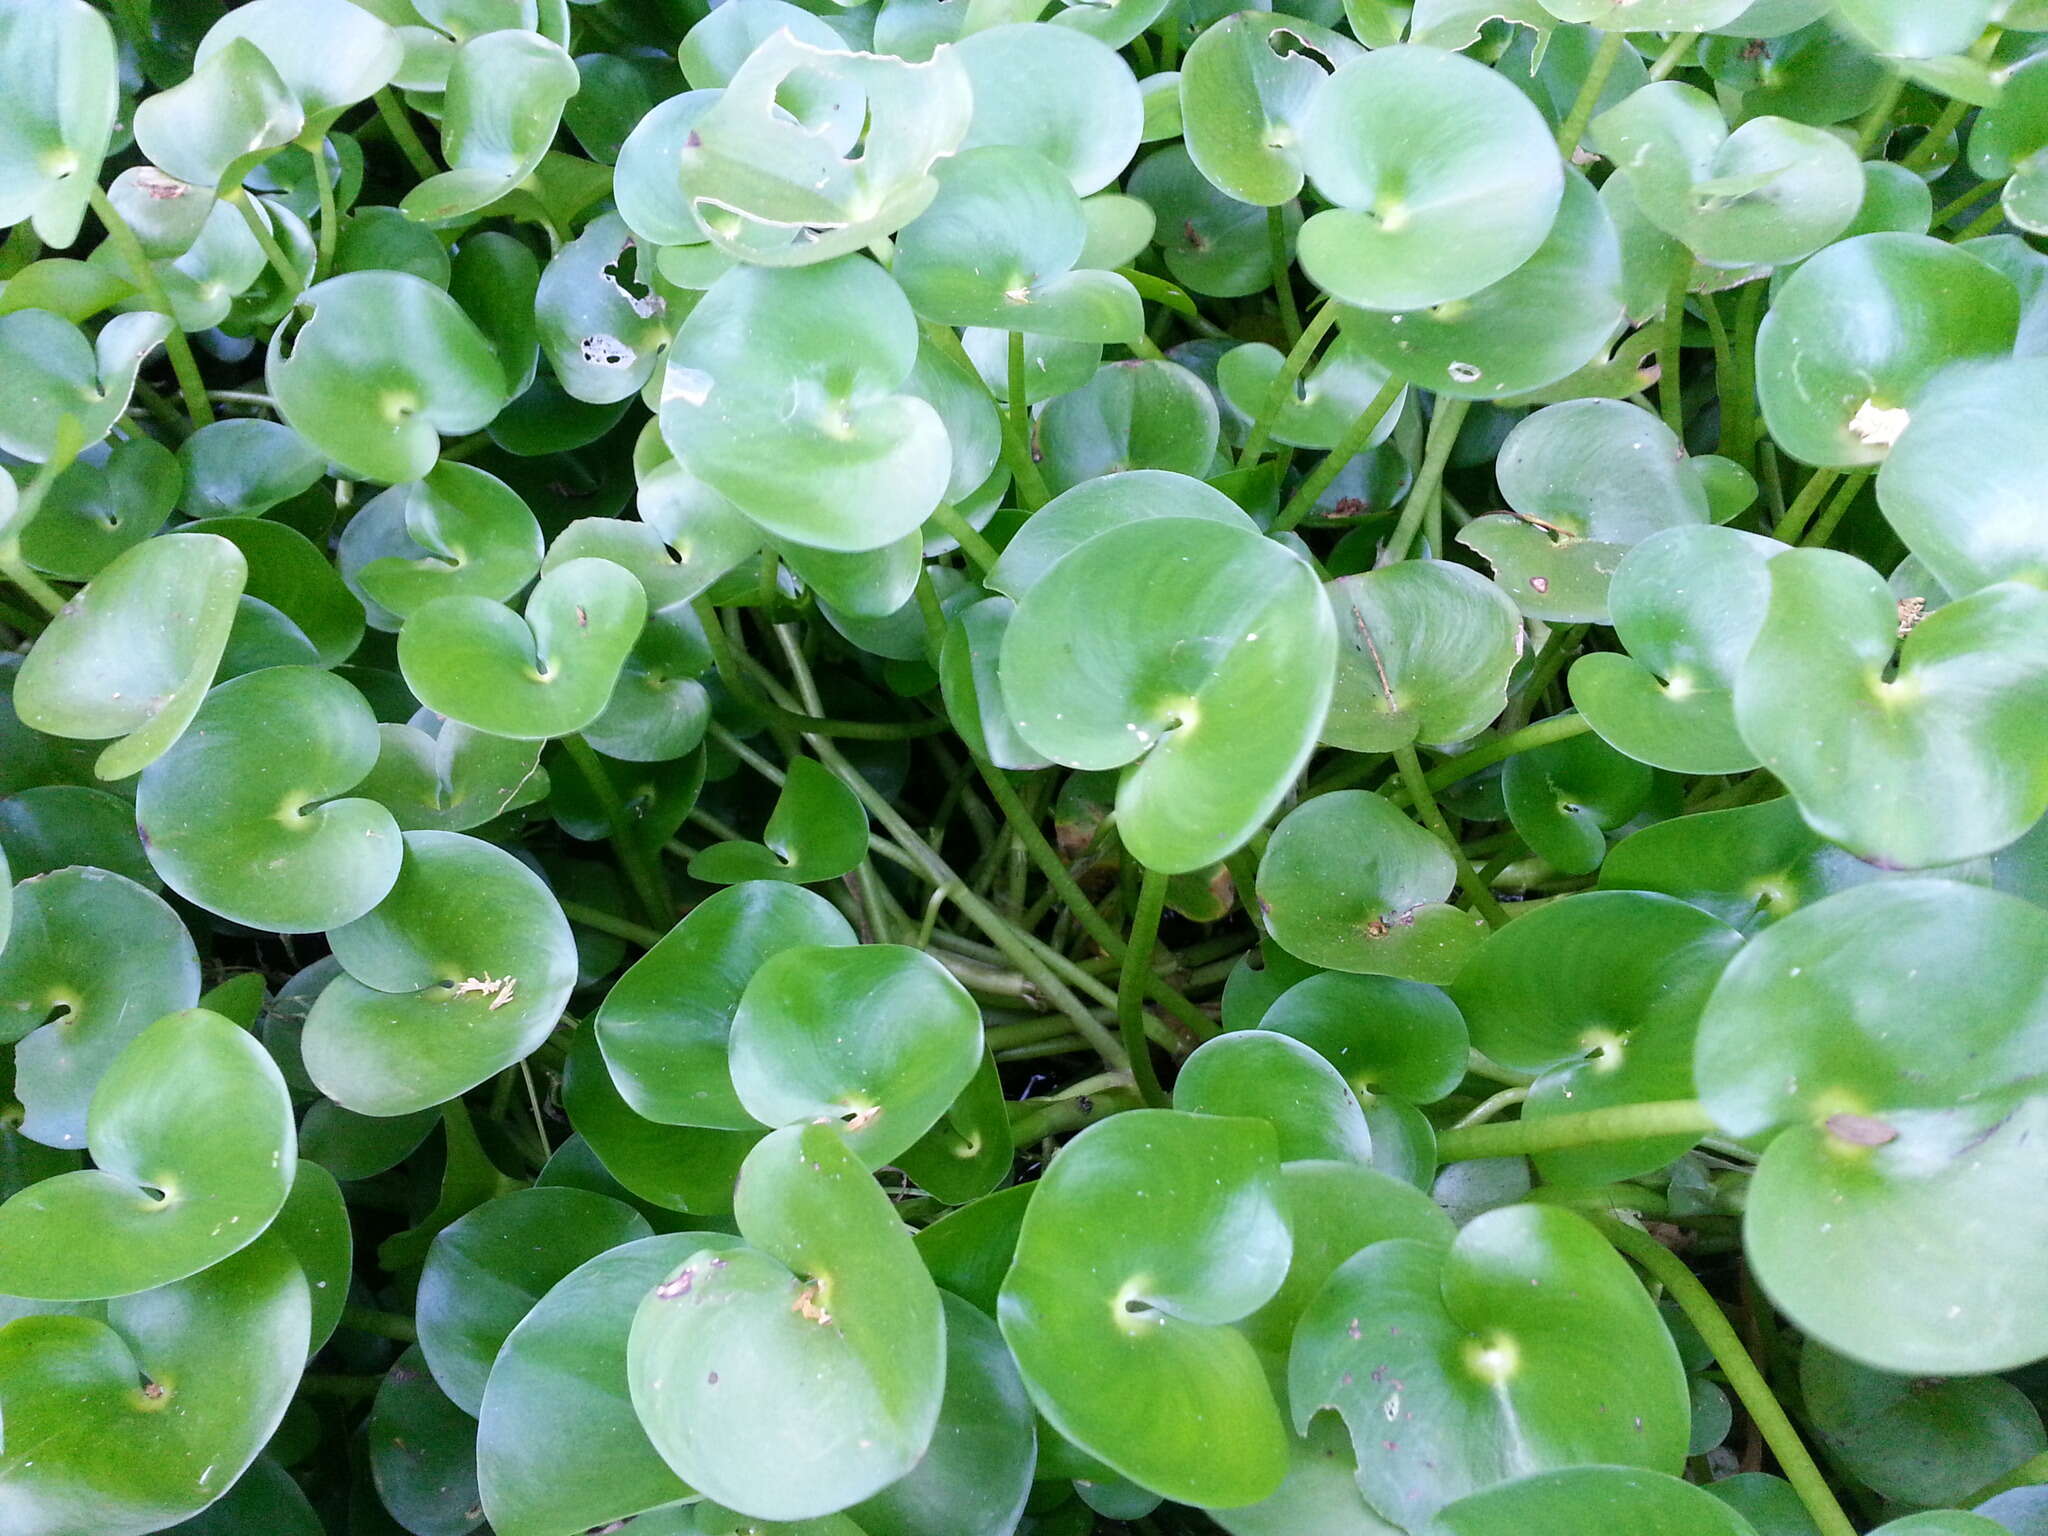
[398,557,647,740]
[368,1346,483,1536]
[137,666,402,932]
[1502,728,1655,876]
[18,436,180,581]
[1696,878,2048,1374]
[534,212,678,405]
[133,38,303,192]
[479,1230,743,1536]
[301,830,577,1116]
[0,784,151,888]
[1451,891,1741,1182]
[1434,1466,1763,1536]
[894,1047,1015,1207]
[687,757,869,886]
[176,419,325,519]
[194,0,402,137]
[1323,561,1523,754]
[1178,14,1361,207]
[0,1009,294,1300]
[595,880,856,1131]
[402,31,580,223]
[1733,551,2048,868]
[341,462,545,629]
[1037,357,1221,495]
[1298,44,1564,311]
[998,1109,1293,1508]
[1219,334,1402,453]
[0,309,171,464]
[1261,970,1471,1107]
[419,1186,653,1415]
[1258,790,1487,983]
[0,0,119,246]
[628,1123,947,1520]
[1289,1204,1691,1529]
[0,867,200,1149]
[268,271,511,484]
[953,23,1140,197]
[1174,1031,1375,1165]
[0,1234,310,1536]
[1001,514,1334,872]
[355,717,550,833]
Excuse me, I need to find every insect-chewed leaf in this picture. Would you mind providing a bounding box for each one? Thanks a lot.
[1178,13,1362,207]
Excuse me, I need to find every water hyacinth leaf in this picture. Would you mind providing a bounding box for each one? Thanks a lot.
[14,531,245,781]
[660,257,952,552]
[1173,1032,1374,1165]
[18,436,180,581]
[342,463,545,628]
[627,1123,947,1520]
[268,271,511,484]
[1451,891,1741,1183]
[1755,234,2019,468]
[998,1110,1292,1507]
[596,880,857,1130]
[728,943,982,1169]
[0,0,118,246]
[0,1009,294,1301]
[1178,13,1363,207]
[301,830,578,1116]
[894,146,1142,343]
[1695,879,2048,1374]
[1434,1466,1764,1536]
[674,33,971,267]
[478,1231,744,1536]
[687,757,869,886]
[1733,550,2048,868]
[952,24,1142,196]
[848,1291,1038,1536]
[1337,168,1625,401]
[1876,356,2048,597]
[398,557,647,740]
[1323,560,1522,753]
[1460,400,1712,624]
[0,1235,311,1536]
[0,309,171,463]
[132,39,303,192]
[177,418,325,519]
[1298,44,1564,312]
[1002,516,1332,871]
[1258,790,1486,983]
[418,1186,653,1415]
[194,0,402,137]
[1590,82,1863,268]
[136,666,402,933]
[1502,728,1655,876]
[1289,1204,1691,1530]
[402,31,580,223]
[367,1345,483,1536]
[355,716,549,833]
[1569,526,1780,774]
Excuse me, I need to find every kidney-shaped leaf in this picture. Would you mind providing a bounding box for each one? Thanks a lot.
[402,31,580,223]
[687,757,869,886]
[341,462,545,628]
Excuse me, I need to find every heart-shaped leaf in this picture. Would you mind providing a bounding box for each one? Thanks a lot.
[301,830,577,1116]
[366,1345,482,1536]
[687,757,869,886]
[355,714,550,833]
[1733,551,2048,868]
[595,880,856,1131]
[1695,879,2048,1374]
[986,467,1256,600]
[728,942,982,1169]
[419,1186,653,1415]
[1298,44,1563,311]
[0,1008,294,1300]
[628,1122,946,1520]
[1000,1109,1292,1507]
[18,436,180,581]
[136,666,403,932]
[1179,13,1362,206]
[1258,790,1487,983]
[176,419,324,519]
[401,31,580,224]
[0,309,171,463]
[1451,890,1741,1183]
[132,38,303,193]
[1323,561,1523,753]
[1502,728,1655,876]
[341,463,545,629]
[1289,1203,1691,1529]
[398,557,647,741]
[0,866,200,1149]
[1001,514,1334,872]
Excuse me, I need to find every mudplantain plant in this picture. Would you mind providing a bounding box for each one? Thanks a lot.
[4,1,2048,1534]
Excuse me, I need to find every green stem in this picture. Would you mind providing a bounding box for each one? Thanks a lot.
[1395,743,1510,928]
[1436,1098,1715,1162]
[226,188,303,292]
[1970,1449,2048,1506]
[1453,1085,1530,1129]
[1010,1085,1141,1145]
[1957,195,2010,241]
[1659,246,1691,439]
[1004,330,1051,510]
[1770,466,1842,543]
[0,550,65,617]
[560,734,673,929]
[1855,71,1906,158]
[974,761,1216,1041]
[692,600,951,739]
[1725,279,1765,469]
[1593,1216,1859,1536]
[83,182,213,427]
[1382,713,1593,807]
[311,138,339,282]
[1798,469,1871,549]
[1381,396,1468,560]
[1240,302,1338,469]
[375,88,439,179]
[927,501,1001,575]
[1696,291,1738,459]
[559,899,663,948]
[1556,29,1625,154]
[1645,30,1697,82]
[1933,177,2006,229]
[1275,378,1408,534]
[1118,866,1173,1107]
[1266,204,1302,344]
